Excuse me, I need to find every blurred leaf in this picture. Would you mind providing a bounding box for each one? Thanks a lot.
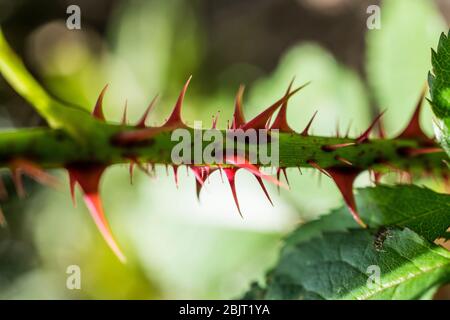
[245,228,450,300]
[366,0,445,136]
[106,0,201,121]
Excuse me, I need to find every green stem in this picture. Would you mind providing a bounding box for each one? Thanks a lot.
[0,27,447,175]
[0,28,103,139]
[0,126,446,175]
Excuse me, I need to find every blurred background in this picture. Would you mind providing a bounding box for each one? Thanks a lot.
[0,0,448,299]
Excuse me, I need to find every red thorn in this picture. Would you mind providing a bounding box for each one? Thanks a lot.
[212,111,220,129]
[9,159,60,197]
[223,167,243,218]
[254,175,273,206]
[232,85,246,129]
[270,80,309,132]
[345,120,353,138]
[301,111,318,136]
[265,115,273,130]
[400,147,443,157]
[335,156,353,166]
[10,159,59,189]
[356,111,385,144]
[129,160,135,184]
[190,166,210,199]
[69,171,77,206]
[397,88,430,142]
[163,76,191,128]
[242,84,305,130]
[67,165,126,263]
[136,95,158,128]
[225,155,288,189]
[173,165,179,188]
[92,84,108,121]
[276,167,290,193]
[280,168,289,186]
[325,167,366,228]
[9,171,24,197]
[276,168,281,193]
[121,101,128,125]
[335,120,340,138]
[373,171,383,184]
[322,142,356,152]
[128,158,152,179]
[307,160,331,178]
[377,116,386,139]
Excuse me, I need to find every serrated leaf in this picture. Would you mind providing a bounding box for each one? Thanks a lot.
[246,228,450,300]
[429,30,450,156]
[285,185,450,246]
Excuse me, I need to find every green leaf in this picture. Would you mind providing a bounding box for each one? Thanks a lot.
[429,30,450,156]
[246,228,450,300]
[285,185,450,245]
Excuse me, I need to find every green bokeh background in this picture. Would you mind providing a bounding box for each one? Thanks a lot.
[0,0,447,299]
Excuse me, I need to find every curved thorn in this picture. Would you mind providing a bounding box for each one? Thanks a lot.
[345,119,353,138]
[301,111,318,136]
[356,111,385,144]
[121,100,128,125]
[129,160,135,184]
[325,167,366,228]
[254,175,273,206]
[232,85,246,129]
[163,76,191,128]
[377,116,386,139]
[10,159,60,189]
[136,95,158,128]
[69,171,77,206]
[212,111,220,129]
[173,165,179,188]
[335,119,340,137]
[397,87,429,140]
[225,155,288,189]
[92,84,108,121]
[335,156,353,166]
[270,79,308,132]
[307,160,331,178]
[242,84,306,130]
[223,168,243,218]
[67,165,126,263]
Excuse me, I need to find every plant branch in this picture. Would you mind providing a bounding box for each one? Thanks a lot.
[0,126,447,175]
